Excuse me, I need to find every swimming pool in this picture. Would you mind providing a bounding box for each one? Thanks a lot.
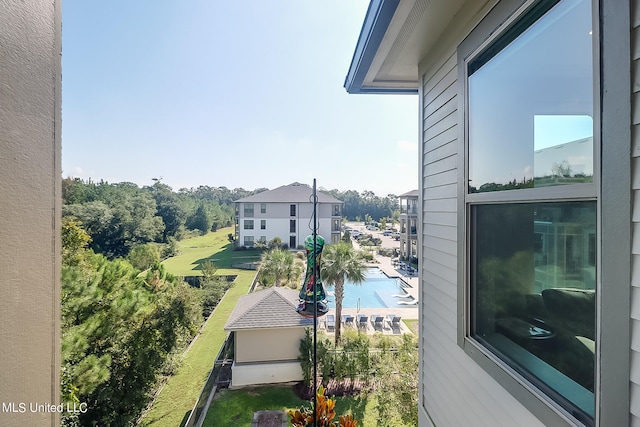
[324,268,413,309]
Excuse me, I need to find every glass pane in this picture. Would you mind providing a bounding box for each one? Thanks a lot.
[471,201,596,420]
[468,0,593,193]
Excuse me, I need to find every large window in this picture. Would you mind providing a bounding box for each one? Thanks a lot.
[464,0,596,423]
[471,202,596,418]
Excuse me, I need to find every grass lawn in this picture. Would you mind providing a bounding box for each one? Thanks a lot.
[139,228,260,427]
[161,226,262,276]
[203,385,379,427]
[404,319,419,335]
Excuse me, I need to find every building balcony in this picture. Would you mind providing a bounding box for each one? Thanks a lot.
[400,208,418,215]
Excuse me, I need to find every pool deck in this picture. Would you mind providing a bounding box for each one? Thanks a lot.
[320,234,419,336]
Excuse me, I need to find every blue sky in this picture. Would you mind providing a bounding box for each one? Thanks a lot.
[61,1,418,196]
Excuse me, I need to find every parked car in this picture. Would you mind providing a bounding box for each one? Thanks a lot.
[365,225,379,231]
[383,230,393,236]
[347,229,361,238]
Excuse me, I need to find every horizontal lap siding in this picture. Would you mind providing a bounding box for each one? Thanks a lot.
[632,0,640,424]
[420,50,460,425]
[420,45,544,425]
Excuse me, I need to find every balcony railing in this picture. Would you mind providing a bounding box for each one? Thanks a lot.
[400,207,418,215]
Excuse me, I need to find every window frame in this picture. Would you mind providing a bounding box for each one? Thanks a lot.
[455,0,630,425]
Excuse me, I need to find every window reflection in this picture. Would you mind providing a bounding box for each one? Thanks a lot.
[534,115,593,186]
[468,0,593,193]
[471,201,596,419]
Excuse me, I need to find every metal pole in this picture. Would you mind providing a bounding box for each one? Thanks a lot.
[312,178,318,426]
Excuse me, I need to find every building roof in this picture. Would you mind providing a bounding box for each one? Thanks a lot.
[224,287,314,331]
[235,182,342,204]
[344,0,468,94]
[399,189,419,197]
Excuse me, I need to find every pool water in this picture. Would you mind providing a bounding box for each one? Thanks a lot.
[324,268,412,309]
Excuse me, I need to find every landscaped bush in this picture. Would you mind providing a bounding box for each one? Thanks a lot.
[376,247,394,257]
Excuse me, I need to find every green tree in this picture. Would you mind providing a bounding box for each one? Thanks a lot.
[374,334,418,426]
[61,217,92,266]
[61,249,199,426]
[127,243,161,271]
[187,203,212,234]
[199,260,232,317]
[259,248,302,287]
[364,213,373,225]
[63,190,163,258]
[321,242,367,344]
[298,328,313,386]
[147,181,187,241]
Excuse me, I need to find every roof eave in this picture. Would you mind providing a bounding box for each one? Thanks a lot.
[345,0,416,95]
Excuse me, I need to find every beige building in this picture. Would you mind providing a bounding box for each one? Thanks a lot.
[224,287,314,388]
[0,2,62,426]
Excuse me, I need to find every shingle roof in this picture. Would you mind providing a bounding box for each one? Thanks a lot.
[399,189,419,197]
[224,287,315,331]
[235,182,342,204]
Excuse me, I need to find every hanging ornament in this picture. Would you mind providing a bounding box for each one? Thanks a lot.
[296,234,329,318]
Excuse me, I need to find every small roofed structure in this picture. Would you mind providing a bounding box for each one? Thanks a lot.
[224,287,314,388]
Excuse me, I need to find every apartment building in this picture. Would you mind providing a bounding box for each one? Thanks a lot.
[234,182,343,248]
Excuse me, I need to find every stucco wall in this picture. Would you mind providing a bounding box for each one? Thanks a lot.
[231,361,303,388]
[0,1,61,426]
[235,328,305,363]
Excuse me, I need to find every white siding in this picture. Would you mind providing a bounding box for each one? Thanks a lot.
[418,44,544,427]
[630,0,640,424]
[236,201,339,248]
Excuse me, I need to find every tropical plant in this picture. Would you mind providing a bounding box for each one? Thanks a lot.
[259,248,303,288]
[321,243,367,344]
[288,386,358,427]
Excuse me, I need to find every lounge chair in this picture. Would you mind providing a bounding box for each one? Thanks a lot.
[398,298,418,305]
[325,314,335,331]
[342,314,354,327]
[386,314,402,331]
[392,293,413,299]
[371,314,384,330]
[357,314,368,330]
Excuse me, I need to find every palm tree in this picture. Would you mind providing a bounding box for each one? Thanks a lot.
[259,248,301,287]
[321,242,367,344]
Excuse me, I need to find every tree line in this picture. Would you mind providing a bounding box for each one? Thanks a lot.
[62,178,401,261]
[320,188,400,222]
[62,178,268,259]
